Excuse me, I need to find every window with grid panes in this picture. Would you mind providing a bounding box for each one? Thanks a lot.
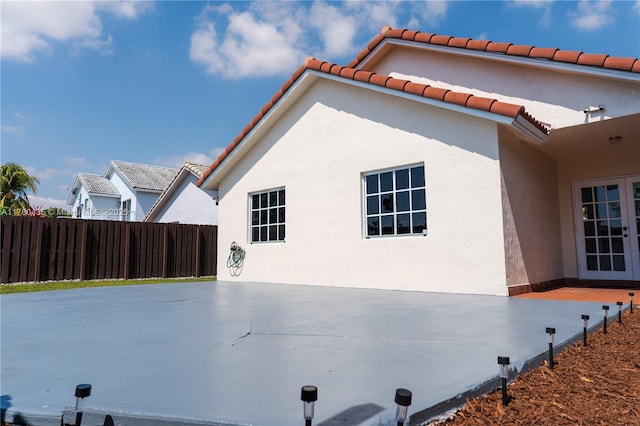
[363,165,427,237]
[250,188,285,242]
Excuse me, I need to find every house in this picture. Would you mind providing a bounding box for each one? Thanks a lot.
[197,26,640,296]
[143,161,218,224]
[67,160,178,221]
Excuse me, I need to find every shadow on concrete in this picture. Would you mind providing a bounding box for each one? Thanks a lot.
[318,403,385,425]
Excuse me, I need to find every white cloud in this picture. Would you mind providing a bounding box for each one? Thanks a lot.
[2,125,25,136]
[569,0,614,31]
[508,0,554,26]
[154,149,224,169]
[635,0,640,13]
[65,157,94,169]
[309,2,358,57]
[29,195,70,210]
[190,3,307,78]
[25,166,62,180]
[1,1,152,62]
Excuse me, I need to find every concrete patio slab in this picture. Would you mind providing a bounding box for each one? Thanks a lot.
[0,281,618,425]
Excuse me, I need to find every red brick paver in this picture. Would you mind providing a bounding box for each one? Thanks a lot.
[515,287,637,303]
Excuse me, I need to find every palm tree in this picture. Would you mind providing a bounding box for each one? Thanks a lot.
[1,162,40,211]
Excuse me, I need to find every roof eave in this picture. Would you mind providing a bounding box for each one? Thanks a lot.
[361,39,640,83]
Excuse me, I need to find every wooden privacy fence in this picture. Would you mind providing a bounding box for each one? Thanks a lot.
[1,216,217,283]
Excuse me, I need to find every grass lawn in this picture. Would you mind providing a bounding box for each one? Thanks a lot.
[0,276,216,295]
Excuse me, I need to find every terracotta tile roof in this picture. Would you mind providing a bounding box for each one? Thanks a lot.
[347,27,640,73]
[197,57,548,187]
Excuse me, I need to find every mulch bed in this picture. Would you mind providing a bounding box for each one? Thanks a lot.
[428,308,640,425]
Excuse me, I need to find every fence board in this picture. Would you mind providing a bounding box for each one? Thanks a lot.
[0,217,217,283]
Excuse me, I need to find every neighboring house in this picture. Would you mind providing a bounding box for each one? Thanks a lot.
[144,162,218,224]
[67,160,178,221]
[197,26,640,296]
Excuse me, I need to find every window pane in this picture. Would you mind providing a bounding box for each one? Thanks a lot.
[269,208,277,224]
[412,189,426,210]
[397,214,410,234]
[252,227,259,242]
[367,217,380,236]
[582,204,594,220]
[251,211,259,226]
[607,185,619,201]
[599,255,611,271]
[260,210,268,225]
[596,203,607,219]
[381,194,394,213]
[269,191,278,207]
[584,221,595,237]
[278,224,285,240]
[279,189,285,206]
[381,215,394,235]
[367,195,379,215]
[586,255,598,270]
[396,169,409,190]
[411,166,425,187]
[279,207,285,223]
[585,238,597,253]
[594,186,606,202]
[380,172,393,192]
[608,202,620,218]
[252,194,260,209]
[611,237,623,253]
[260,193,268,208]
[268,225,278,241]
[260,226,267,241]
[366,175,378,194]
[581,187,592,203]
[613,255,625,271]
[610,220,622,235]
[598,238,610,253]
[597,221,609,236]
[396,191,410,212]
[412,212,427,233]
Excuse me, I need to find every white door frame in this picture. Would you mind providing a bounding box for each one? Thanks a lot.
[573,175,640,281]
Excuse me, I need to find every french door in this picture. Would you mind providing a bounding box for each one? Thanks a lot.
[574,176,640,280]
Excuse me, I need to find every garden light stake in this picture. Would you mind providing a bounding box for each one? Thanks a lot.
[394,388,412,426]
[546,327,556,369]
[582,315,589,347]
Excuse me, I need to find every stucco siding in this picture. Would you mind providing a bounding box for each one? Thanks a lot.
[372,48,638,129]
[153,176,218,225]
[217,80,507,295]
[498,128,563,288]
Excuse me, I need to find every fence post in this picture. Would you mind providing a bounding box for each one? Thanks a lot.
[162,224,169,278]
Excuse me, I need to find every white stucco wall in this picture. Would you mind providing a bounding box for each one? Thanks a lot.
[107,173,160,221]
[153,175,218,225]
[69,187,120,220]
[498,128,563,288]
[216,80,508,295]
[372,47,638,129]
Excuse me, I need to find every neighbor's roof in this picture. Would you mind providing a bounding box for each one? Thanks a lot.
[348,26,640,73]
[108,160,178,192]
[144,162,210,222]
[77,173,120,196]
[197,27,639,188]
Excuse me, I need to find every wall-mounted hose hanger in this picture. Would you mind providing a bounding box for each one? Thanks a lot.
[226,241,246,276]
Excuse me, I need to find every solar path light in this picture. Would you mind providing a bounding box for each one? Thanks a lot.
[497,356,510,406]
[394,388,412,426]
[617,301,623,324]
[630,292,635,314]
[602,305,609,334]
[582,315,589,347]
[74,384,91,426]
[301,385,317,426]
[546,327,556,369]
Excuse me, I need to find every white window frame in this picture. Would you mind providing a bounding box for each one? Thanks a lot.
[249,187,286,244]
[362,163,427,238]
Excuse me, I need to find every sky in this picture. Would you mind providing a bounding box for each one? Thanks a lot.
[2,0,639,210]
